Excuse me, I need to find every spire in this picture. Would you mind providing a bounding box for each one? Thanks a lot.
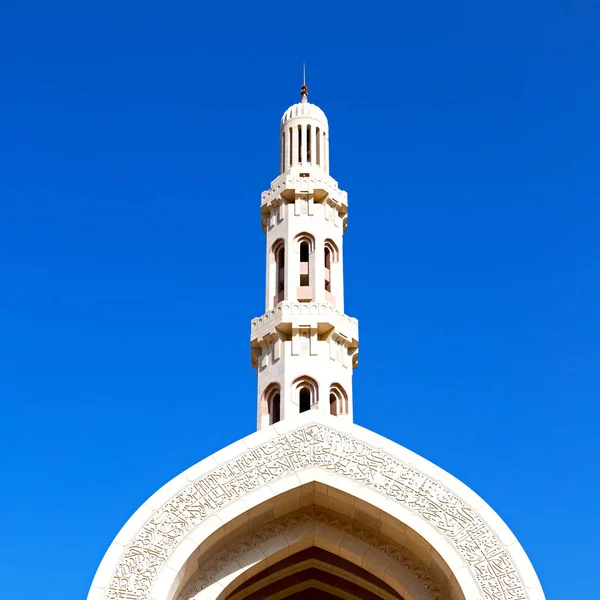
[300,63,308,102]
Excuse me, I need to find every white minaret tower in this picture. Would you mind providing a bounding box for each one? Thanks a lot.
[251,80,359,429]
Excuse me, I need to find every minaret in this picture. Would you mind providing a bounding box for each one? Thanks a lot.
[251,82,359,429]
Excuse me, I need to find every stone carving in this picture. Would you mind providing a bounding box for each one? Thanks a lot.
[179,507,445,600]
[106,424,527,600]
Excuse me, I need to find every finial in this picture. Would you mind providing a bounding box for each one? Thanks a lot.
[300,63,308,101]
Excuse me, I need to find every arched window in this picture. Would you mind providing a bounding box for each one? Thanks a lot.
[324,247,331,292]
[263,384,281,425]
[324,240,339,299]
[289,127,293,166]
[293,376,318,413]
[280,131,285,174]
[295,234,315,301]
[271,240,285,307]
[329,384,348,416]
[298,124,302,164]
[277,246,285,300]
[306,125,312,163]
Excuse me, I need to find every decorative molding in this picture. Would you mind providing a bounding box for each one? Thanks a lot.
[105,424,528,600]
[251,301,358,344]
[179,507,445,600]
[261,174,347,209]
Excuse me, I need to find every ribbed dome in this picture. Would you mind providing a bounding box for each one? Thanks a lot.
[281,99,328,127]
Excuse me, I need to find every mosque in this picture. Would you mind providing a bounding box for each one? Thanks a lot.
[88,83,545,600]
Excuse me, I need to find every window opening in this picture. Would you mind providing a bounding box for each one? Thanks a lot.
[272,393,281,424]
[276,246,285,303]
[300,241,310,287]
[299,388,311,413]
[316,128,321,165]
[306,125,311,163]
[289,127,293,166]
[324,247,331,292]
[298,124,302,163]
[330,393,337,416]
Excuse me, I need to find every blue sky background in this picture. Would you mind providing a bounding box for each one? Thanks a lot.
[0,2,598,598]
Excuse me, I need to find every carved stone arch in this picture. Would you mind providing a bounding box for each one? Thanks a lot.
[294,232,316,254]
[88,414,545,600]
[324,239,339,263]
[270,238,285,262]
[269,238,286,307]
[262,382,281,425]
[329,383,348,416]
[292,375,318,412]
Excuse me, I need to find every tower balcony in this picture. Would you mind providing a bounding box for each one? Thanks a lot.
[261,172,348,212]
[250,300,358,349]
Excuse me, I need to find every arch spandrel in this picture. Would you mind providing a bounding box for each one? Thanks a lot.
[88,413,545,600]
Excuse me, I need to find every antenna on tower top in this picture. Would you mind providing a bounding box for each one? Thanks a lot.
[300,63,308,100]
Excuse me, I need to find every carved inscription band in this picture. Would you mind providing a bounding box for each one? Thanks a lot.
[106,425,527,600]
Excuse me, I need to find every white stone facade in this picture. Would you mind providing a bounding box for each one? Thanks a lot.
[251,88,358,430]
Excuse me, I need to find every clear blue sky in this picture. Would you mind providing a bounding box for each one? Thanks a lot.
[0,2,598,598]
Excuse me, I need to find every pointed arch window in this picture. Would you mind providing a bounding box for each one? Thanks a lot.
[293,376,318,413]
[329,384,348,416]
[263,384,281,425]
[324,240,339,301]
[271,240,285,307]
[277,246,285,303]
[295,234,315,301]
[324,247,331,292]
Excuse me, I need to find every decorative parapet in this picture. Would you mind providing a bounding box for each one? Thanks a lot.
[261,173,348,209]
[251,301,358,345]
